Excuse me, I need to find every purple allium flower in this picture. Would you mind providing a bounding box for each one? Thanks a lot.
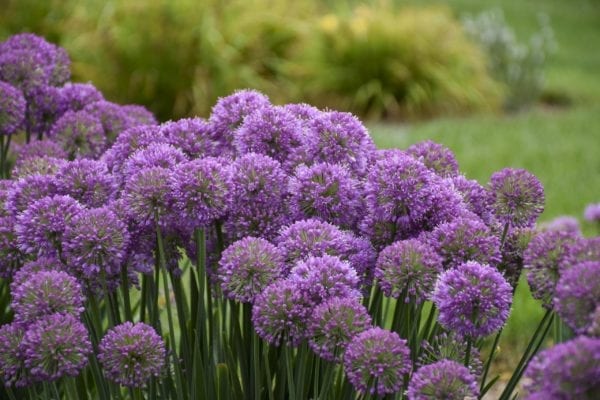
[21,313,91,381]
[59,82,104,111]
[303,111,376,176]
[54,159,118,207]
[12,156,67,179]
[121,143,187,182]
[159,117,217,158]
[233,105,303,164]
[307,296,372,362]
[289,255,361,305]
[561,236,600,268]
[98,322,166,387]
[283,103,321,124]
[15,195,83,257]
[288,162,363,230]
[375,239,443,303]
[344,327,411,396]
[584,203,600,223]
[226,153,289,240]
[427,216,501,270]
[0,323,30,387]
[5,174,57,215]
[62,207,129,285]
[498,227,535,287]
[84,100,141,145]
[540,216,581,233]
[418,332,483,376]
[0,216,24,279]
[489,168,545,228]
[554,261,600,334]
[49,110,106,159]
[451,175,494,226]
[0,49,49,95]
[13,138,67,163]
[11,270,85,324]
[252,279,312,346]
[407,140,459,178]
[170,157,231,229]
[407,360,479,400]
[209,90,271,155]
[101,124,165,174]
[218,237,284,303]
[25,85,67,137]
[432,261,512,338]
[524,336,600,400]
[121,104,157,125]
[11,256,65,290]
[123,167,174,228]
[0,81,26,135]
[524,230,580,308]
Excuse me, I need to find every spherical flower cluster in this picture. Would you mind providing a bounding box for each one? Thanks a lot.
[288,162,362,229]
[489,168,545,228]
[12,140,67,167]
[101,125,165,174]
[451,175,494,225]
[283,103,321,124]
[59,82,104,111]
[561,236,600,268]
[25,85,67,137]
[159,117,216,158]
[554,261,600,334]
[307,296,372,362]
[407,140,459,178]
[54,159,118,207]
[584,203,600,223]
[170,157,232,229]
[98,322,166,387]
[432,261,512,338]
[407,360,479,400]
[121,104,157,125]
[12,156,66,179]
[11,270,84,324]
[123,167,174,227]
[524,336,600,399]
[344,327,411,396]
[540,215,581,233]
[375,238,442,303]
[21,313,91,381]
[49,110,106,159]
[0,81,26,135]
[5,173,57,215]
[427,216,501,270]
[83,100,145,144]
[218,237,284,303]
[252,279,312,346]
[11,256,65,290]
[0,323,30,387]
[121,143,187,182]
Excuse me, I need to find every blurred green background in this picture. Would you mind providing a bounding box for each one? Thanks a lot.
[1,0,599,373]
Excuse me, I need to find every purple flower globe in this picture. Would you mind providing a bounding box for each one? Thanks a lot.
[451,175,494,226]
[489,168,545,228]
[11,256,66,290]
[252,279,312,346]
[13,140,67,168]
[407,140,459,178]
[5,173,57,216]
[21,313,91,381]
[0,81,26,135]
[584,203,600,223]
[432,261,512,338]
[344,327,411,396]
[12,156,67,179]
[59,82,104,111]
[54,159,118,207]
[375,238,443,303]
[524,336,600,400]
[84,100,144,145]
[123,167,175,228]
[49,110,106,159]
[307,296,372,362]
[121,104,157,125]
[0,322,30,387]
[25,85,68,138]
[120,142,187,183]
[101,125,165,174]
[0,48,49,96]
[561,236,600,268]
[98,322,166,387]
[159,117,217,158]
[283,103,321,123]
[540,215,581,233]
[11,270,85,324]
[407,360,479,400]
[218,237,284,303]
[554,261,600,334]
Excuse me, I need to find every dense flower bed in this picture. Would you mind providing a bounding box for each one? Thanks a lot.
[0,34,598,399]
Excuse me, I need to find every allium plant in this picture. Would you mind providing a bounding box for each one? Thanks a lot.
[407,359,479,400]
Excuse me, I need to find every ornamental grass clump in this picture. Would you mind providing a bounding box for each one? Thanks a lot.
[1,32,598,400]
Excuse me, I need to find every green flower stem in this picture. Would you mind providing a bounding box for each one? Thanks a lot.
[263,344,275,400]
[120,265,133,321]
[479,328,503,396]
[464,338,472,368]
[284,345,296,400]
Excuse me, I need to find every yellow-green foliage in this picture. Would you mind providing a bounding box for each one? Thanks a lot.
[295,5,502,119]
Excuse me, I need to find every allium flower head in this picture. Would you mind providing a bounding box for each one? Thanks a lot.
[451,175,494,225]
[303,111,376,176]
[25,85,67,137]
[554,261,600,334]
[11,256,65,290]
[283,103,321,123]
[159,117,217,158]
[432,261,512,338]
[418,332,483,376]
[98,322,166,387]
[170,157,231,228]
[584,203,600,223]
[59,82,104,111]
[13,139,67,167]
[0,216,24,279]
[524,336,600,400]
[209,89,271,154]
[5,173,57,215]
[21,313,91,381]
[344,327,411,396]
[49,110,106,159]
[288,162,363,229]
[0,49,49,95]
[375,238,443,303]
[561,236,600,268]
[218,237,284,303]
[524,230,580,308]
[123,167,174,227]
[307,296,372,362]
[407,140,459,178]
[252,279,312,346]
[489,168,544,228]
[428,216,501,270]
[0,81,26,135]
[63,207,130,285]
[84,100,141,145]
[0,323,30,387]
[540,216,581,233]
[15,195,83,257]
[407,360,479,400]
[101,124,165,174]
[55,159,118,207]
[12,156,66,179]
[234,105,303,164]
[11,270,85,324]
[121,143,187,182]
[121,104,157,125]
